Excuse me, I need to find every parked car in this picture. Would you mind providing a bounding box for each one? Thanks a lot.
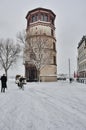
[57,77,66,80]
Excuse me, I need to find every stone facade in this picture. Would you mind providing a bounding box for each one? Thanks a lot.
[24,7,57,82]
[77,35,86,78]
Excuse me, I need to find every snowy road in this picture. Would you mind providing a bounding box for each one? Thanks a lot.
[0,80,86,130]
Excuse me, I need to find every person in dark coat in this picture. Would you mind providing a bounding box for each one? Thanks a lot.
[19,76,24,90]
[1,74,7,92]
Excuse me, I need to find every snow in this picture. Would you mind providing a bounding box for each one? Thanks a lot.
[0,80,86,130]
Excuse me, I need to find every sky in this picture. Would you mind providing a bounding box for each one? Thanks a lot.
[0,0,86,75]
[0,80,86,130]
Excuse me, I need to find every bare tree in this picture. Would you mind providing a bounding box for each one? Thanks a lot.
[0,38,21,77]
[16,30,26,45]
[24,35,52,81]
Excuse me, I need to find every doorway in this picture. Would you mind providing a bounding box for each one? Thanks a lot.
[25,65,37,82]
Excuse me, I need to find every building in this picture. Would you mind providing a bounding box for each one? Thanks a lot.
[24,7,57,82]
[77,35,86,78]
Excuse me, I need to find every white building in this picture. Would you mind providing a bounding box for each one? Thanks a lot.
[77,35,86,78]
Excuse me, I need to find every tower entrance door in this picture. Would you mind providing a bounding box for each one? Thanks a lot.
[25,64,37,82]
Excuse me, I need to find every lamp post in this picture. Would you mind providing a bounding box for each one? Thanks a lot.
[68,58,71,82]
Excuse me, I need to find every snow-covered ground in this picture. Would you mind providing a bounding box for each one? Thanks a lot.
[0,80,86,130]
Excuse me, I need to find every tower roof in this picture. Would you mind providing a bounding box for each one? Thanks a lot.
[26,7,56,19]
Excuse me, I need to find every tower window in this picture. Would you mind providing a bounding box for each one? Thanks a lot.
[41,14,44,21]
[35,14,39,21]
[44,15,48,22]
[32,14,39,22]
[53,42,56,50]
[32,16,35,22]
[50,16,54,25]
[41,14,48,22]
[51,29,54,36]
[53,56,56,65]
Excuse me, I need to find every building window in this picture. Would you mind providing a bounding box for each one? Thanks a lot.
[53,42,55,50]
[32,14,39,22]
[30,52,36,60]
[32,15,35,22]
[41,14,44,21]
[51,29,54,36]
[40,14,48,22]
[50,16,54,25]
[44,15,48,22]
[53,56,56,65]
[35,14,39,21]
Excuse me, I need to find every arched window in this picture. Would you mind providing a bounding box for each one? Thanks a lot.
[44,15,48,22]
[41,14,44,21]
[32,14,39,22]
[32,15,35,22]
[35,14,39,21]
[40,14,48,22]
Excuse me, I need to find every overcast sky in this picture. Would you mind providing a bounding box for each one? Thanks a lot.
[0,0,86,75]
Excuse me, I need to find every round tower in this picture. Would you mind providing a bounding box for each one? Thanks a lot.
[25,7,57,82]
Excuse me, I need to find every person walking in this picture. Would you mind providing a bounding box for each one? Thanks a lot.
[19,76,24,90]
[1,74,7,93]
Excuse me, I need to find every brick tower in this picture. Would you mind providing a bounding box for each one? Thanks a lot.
[24,7,57,82]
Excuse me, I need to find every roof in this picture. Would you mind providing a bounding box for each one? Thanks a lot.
[77,35,86,48]
[26,7,56,19]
